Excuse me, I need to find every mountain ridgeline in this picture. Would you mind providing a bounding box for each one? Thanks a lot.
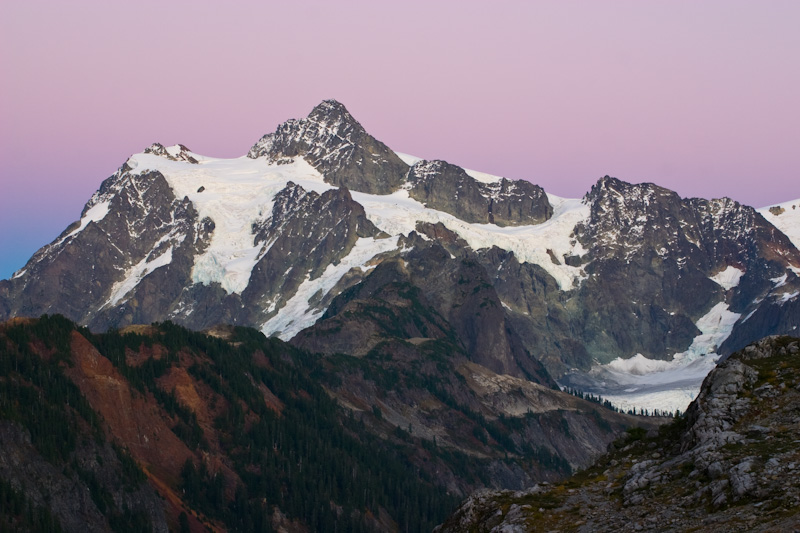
[1,100,799,530]
[1,99,798,385]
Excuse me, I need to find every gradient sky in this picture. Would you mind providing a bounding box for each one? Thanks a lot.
[2,1,799,280]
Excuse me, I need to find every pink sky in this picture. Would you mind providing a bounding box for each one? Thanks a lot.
[2,1,799,279]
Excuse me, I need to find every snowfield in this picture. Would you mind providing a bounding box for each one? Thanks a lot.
[760,198,800,249]
[127,150,333,295]
[261,236,400,340]
[561,302,742,414]
[353,189,590,290]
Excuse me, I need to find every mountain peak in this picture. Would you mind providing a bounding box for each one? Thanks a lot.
[247,99,408,194]
[307,99,354,123]
[303,99,366,139]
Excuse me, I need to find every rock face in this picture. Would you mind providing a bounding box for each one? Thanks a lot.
[566,177,800,368]
[242,182,387,326]
[248,99,409,194]
[436,335,800,532]
[1,167,209,332]
[294,226,553,384]
[0,421,168,533]
[481,176,800,378]
[407,159,553,226]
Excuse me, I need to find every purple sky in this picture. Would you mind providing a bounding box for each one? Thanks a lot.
[2,1,799,280]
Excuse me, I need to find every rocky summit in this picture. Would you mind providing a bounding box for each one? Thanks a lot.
[436,335,800,532]
[247,99,409,194]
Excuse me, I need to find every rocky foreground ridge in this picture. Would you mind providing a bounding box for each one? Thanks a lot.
[436,335,800,532]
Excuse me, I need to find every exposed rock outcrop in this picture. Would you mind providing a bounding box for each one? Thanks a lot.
[437,336,800,532]
[407,159,553,226]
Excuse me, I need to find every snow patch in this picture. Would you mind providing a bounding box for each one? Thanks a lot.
[165,145,182,158]
[261,236,399,340]
[709,266,744,290]
[59,200,112,244]
[590,388,701,416]
[562,301,741,414]
[771,273,788,288]
[605,353,676,376]
[395,151,501,183]
[462,167,503,184]
[394,152,422,166]
[104,246,174,308]
[778,291,799,303]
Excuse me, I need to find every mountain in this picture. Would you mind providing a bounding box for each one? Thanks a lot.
[0,316,649,532]
[436,335,800,532]
[2,99,799,414]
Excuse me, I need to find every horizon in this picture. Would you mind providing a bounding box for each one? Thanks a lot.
[2,1,799,279]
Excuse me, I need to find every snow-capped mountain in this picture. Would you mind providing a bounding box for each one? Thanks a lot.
[2,100,799,411]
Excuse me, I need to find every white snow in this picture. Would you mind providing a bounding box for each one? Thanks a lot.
[103,245,175,308]
[771,273,788,288]
[70,201,111,237]
[49,200,112,249]
[778,291,799,303]
[604,353,681,376]
[165,145,182,158]
[127,147,334,294]
[709,265,744,290]
[759,198,800,249]
[395,151,502,184]
[463,167,503,184]
[760,199,800,277]
[123,147,591,301]
[351,189,590,290]
[594,388,701,416]
[115,144,594,348]
[261,236,399,340]
[565,301,742,414]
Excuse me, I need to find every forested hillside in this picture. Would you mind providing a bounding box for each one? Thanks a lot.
[0,316,460,532]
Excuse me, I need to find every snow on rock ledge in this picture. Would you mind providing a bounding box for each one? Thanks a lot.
[710,266,744,291]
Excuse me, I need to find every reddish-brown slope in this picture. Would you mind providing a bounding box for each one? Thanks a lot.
[65,331,194,483]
